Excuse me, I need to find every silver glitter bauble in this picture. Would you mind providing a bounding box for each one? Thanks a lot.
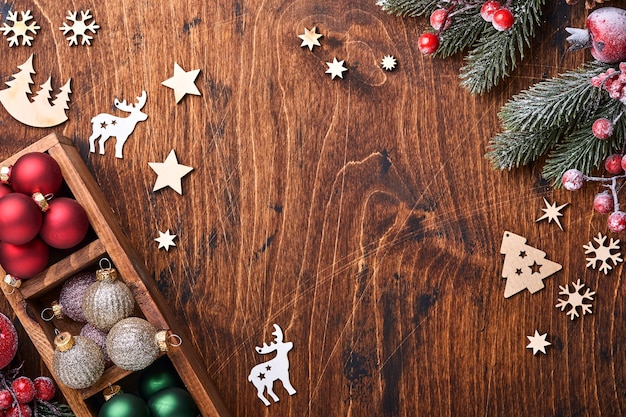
[107,317,161,371]
[52,332,105,389]
[82,267,134,331]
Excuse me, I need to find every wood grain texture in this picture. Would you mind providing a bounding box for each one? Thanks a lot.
[0,0,624,416]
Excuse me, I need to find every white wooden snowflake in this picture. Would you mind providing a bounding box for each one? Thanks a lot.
[0,10,40,47]
[555,279,595,320]
[583,232,622,275]
[59,10,99,46]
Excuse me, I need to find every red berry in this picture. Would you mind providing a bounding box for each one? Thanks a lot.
[0,390,11,410]
[418,33,440,54]
[608,211,626,232]
[594,192,614,214]
[5,404,30,417]
[480,1,501,22]
[593,117,614,139]
[492,8,514,31]
[605,153,623,174]
[562,169,584,191]
[430,9,451,31]
[33,377,55,402]
[11,377,34,404]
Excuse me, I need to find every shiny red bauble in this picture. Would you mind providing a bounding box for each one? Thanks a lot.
[39,197,89,249]
[0,238,49,279]
[10,152,62,197]
[0,193,43,245]
[0,313,18,370]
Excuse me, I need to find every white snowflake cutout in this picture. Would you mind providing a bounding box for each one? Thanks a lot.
[59,10,99,46]
[0,10,40,47]
[583,232,622,275]
[555,279,595,320]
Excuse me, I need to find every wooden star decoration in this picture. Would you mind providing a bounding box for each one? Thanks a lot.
[155,229,177,251]
[298,27,322,51]
[148,150,194,195]
[536,197,568,231]
[325,58,347,79]
[381,55,397,71]
[161,62,201,103]
[526,330,550,355]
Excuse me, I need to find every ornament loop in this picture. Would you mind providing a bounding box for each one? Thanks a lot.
[99,258,112,270]
[2,283,15,296]
[168,333,182,347]
[41,307,55,322]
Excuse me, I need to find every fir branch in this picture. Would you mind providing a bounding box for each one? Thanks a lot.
[379,0,441,17]
[35,401,75,417]
[487,129,563,169]
[460,0,545,94]
[436,10,486,58]
[498,61,610,132]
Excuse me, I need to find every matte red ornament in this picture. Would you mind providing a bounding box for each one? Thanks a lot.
[10,152,62,197]
[40,197,89,249]
[0,185,11,199]
[0,313,18,370]
[0,237,49,279]
[0,193,42,245]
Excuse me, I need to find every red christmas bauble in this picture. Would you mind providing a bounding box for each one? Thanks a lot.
[33,376,56,401]
[0,193,43,245]
[40,198,89,249]
[0,185,11,199]
[10,152,62,197]
[0,238,49,279]
[0,313,18,370]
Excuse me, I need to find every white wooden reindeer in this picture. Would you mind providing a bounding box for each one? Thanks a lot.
[88,91,147,158]
[248,323,296,406]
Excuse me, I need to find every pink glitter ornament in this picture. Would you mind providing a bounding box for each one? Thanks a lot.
[58,271,97,322]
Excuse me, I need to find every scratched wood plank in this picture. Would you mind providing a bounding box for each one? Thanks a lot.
[1,0,625,416]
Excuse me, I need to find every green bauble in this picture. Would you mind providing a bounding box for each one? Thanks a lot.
[98,393,150,417]
[147,387,199,417]
[138,356,184,400]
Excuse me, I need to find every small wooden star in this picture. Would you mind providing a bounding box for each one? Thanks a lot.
[298,27,322,51]
[381,55,397,71]
[155,229,177,251]
[148,150,194,195]
[161,62,201,103]
[536,197,568,231]
[526,330,550,355]
[326,58,347,79]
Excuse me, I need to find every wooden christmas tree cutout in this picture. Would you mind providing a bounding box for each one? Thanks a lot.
[500,231,562,298]
[0,54,71,128]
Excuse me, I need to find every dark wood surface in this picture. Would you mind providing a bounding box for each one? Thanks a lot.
[0,1,624,416]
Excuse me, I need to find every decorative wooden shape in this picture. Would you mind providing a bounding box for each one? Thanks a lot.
[0,134,230,417]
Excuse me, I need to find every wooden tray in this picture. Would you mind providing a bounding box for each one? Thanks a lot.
[0,134,230,417]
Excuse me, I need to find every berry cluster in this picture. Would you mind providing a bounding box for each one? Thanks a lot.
[562,153,626,232]
[418,0,515,55]
[0,366,69,417]
[590,64,626,139]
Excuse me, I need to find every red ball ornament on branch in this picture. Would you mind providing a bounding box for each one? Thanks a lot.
[0,193,43,245]
[40,197,89,249]
[0,237,49,279]
[9,152,62,197]
[0,313,18,369]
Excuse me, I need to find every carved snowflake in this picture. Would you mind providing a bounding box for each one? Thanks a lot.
[0,10,40,47]
[59,10,99,46]
[556,279,595,320]
[583,232,622,275]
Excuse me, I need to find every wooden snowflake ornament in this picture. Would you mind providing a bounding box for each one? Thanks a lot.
[500,231,562,298]
[0,54,71,128]
[0,10,40,46]
[556,279,595,320]
[59,10,99,46]
[583,232,623,274]
[89,91,147,158]
[248,324,296,406]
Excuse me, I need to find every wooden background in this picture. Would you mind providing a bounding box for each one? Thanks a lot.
[0,0,624,416]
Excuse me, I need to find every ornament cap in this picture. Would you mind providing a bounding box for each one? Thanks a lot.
[51,300,64,319]
[96,267,118,283]
[155,330,171,352]
[32,192,50,212]
[54,331,75,352]
[0,166,10,184]
[3,274,21,288]
[103,384,123,401]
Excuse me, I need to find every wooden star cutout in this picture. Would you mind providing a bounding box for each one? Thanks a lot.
[325,58,347,79]
[526,330,550,355]
[298,27,322,51]
[148,150,194,194]
[536,197,568,231]
[155,229,177,251]
[161,62,201,103]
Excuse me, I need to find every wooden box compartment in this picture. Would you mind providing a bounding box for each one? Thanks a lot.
[0,134,230,417]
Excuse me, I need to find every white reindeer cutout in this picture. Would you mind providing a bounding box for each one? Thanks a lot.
[248,324,296,406]
[88,91,147,158]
